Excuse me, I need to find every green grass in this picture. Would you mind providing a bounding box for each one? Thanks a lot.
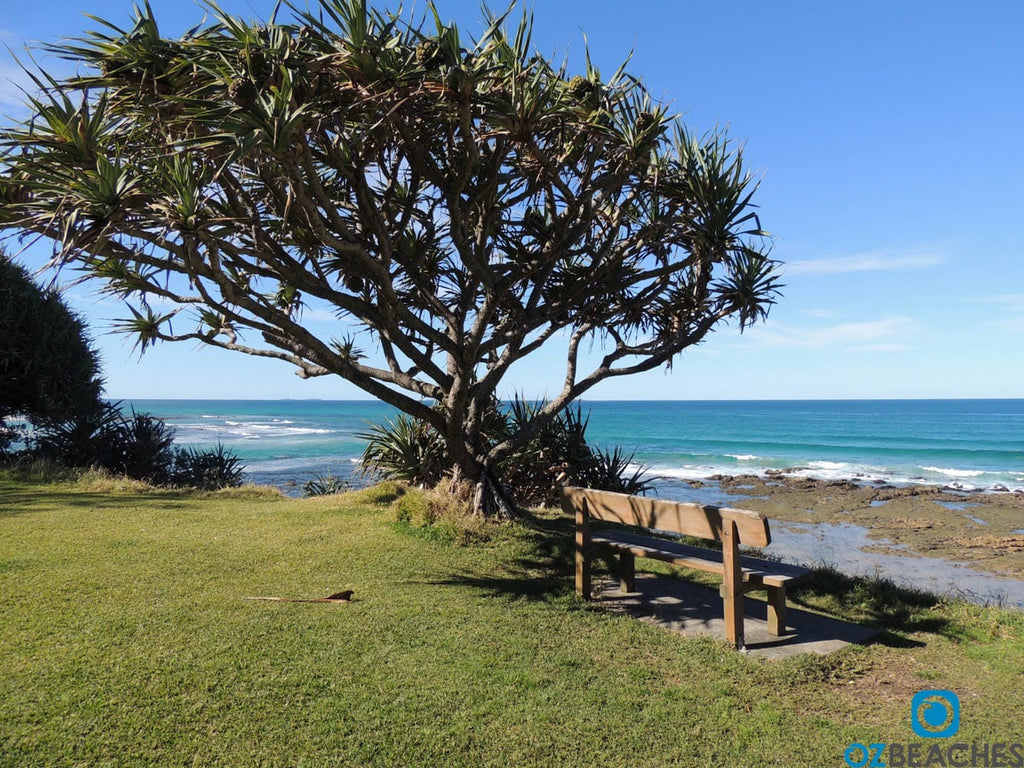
[1,472,1022,767]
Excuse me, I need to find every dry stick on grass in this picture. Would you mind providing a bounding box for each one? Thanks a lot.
[244,591,354,604]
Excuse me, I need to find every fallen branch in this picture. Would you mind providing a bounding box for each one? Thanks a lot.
[244,591,354,604]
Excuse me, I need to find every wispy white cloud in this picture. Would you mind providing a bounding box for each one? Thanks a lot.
[801,308,838,319]
[784,252,944,276]
[747,316,918,352]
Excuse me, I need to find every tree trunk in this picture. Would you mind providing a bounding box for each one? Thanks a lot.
[447,438,519,520]
[470,469,519,520]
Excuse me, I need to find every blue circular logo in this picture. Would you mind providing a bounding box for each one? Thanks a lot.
[911,690,960,739]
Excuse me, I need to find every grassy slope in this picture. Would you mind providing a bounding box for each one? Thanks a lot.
[1,474,1022,767]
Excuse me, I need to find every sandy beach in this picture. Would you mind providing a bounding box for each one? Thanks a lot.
[695,474,1024,585]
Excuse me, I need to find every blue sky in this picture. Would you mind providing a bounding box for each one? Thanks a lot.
[2,0,1022,400]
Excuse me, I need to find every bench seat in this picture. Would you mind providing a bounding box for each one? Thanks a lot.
[591,529,811,589]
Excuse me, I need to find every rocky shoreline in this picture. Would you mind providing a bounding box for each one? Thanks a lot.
[685,473,1024,581]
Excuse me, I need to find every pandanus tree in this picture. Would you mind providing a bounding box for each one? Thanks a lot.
[0,0,779,516]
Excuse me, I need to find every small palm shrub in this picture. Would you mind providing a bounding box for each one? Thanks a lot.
[498,400,595,507]
[114,411,176,484]
[575,445,655,496]
[358,414,446,486]
[302,472,351,497]
[33,402,127,470]
[169,443,244,490]
[33,404,244,490]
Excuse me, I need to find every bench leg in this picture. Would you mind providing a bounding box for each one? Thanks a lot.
[722,522,744,649]
[723,588,744,649]
[619,552,635,593]
[575,547,592,599]
[767,587,787,636]
[575,505,592,599]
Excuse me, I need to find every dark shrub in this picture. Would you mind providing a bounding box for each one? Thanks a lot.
[0,250,105,446]
[34,404,180,484]
[113,411,176,484]
[170,443,244,490]
[33,402,125,469]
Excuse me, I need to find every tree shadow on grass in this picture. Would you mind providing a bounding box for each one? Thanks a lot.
[430,510,584,604]
[0,487,195,518]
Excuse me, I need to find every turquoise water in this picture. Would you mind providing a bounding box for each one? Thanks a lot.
[125,399,1024,495]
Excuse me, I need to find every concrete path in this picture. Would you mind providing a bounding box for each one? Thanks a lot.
[593,573,880,660]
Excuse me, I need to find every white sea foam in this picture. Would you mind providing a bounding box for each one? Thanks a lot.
[726,454,760,461]
[246,455,351,472]
[922,467,986,478]
[644,459,1023,495]
[807,461,847,470]
[179,420,333,440]
[647,465,720,482]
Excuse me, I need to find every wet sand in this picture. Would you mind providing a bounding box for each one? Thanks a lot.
[677,474,1024,605]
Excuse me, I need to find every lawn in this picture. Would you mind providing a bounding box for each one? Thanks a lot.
[1,471,1022,767]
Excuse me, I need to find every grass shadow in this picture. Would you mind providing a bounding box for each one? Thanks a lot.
[430,509,582,603]
[0,486,200,517]
[789,565,954,638]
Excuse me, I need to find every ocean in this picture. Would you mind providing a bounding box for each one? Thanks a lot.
[124,398,1024,605]
[125,398,1024,496]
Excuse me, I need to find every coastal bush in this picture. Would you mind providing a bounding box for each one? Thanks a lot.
[497,400,593,507]
[33,402,126,470]
[114,411,176,484]
[169,443,244,491]
[361,399,653,511]
[0,248,242,490]
[32,404,244,490]
[575,445,655,496]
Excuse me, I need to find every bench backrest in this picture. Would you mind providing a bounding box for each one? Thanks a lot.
[560,486,771,547]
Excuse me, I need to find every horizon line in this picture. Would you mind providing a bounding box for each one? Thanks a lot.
[109,396,1024,403]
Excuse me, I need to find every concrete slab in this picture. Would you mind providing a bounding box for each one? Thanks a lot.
[593,574,880,659]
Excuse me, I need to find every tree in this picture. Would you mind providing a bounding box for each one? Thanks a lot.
[0,249,105,450]
[0,0,780,516]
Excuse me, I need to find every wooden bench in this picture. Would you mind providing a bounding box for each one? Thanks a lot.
[561,486,812,649]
